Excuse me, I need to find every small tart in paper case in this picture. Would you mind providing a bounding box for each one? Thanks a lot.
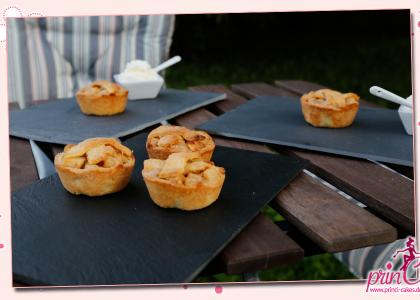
[54,138,135,196]
[300,89,360,128]
[146,125,215,161]
[76,80,128,116]
[142,152,225,211]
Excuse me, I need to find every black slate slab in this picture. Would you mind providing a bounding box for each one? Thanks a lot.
[9,89,225,145]
[12,133,306,286]
[198,96,413,166]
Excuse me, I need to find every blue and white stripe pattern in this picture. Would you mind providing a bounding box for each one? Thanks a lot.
[7,15,175,107]
[335,238,417,279]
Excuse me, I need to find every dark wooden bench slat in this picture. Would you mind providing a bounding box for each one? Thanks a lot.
[232,82,297,99]
[9,137,39,192]
[221,214,303,274]
[274,173,397,252]
[231,82,414,233]
[189,84,248,113]
[9,103,39,192]
[274,80,325,95]
[186,85,398,253]
[174,107,269,152]
[292,149,414,233]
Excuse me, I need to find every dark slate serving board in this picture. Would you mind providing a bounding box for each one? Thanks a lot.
[198,96,413,166]
[12,133,306,286]
[9,89,225,145]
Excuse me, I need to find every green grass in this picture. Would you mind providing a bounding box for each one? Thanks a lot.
[164,33,409,282]
[258,254,356,281]
[262,206,284,222]
[166,36,411,109]
[194,254,356,282]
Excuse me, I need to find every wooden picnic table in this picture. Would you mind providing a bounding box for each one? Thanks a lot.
[9,80,414,282]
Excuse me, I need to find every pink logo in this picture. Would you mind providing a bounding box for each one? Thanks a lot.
[366,237,420,292]
[392,237,420,273]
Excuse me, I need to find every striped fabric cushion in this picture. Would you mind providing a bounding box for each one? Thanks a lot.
[7,15,175,107]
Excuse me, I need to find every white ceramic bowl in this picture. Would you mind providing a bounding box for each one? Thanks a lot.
[398,95,413,135]
[113,74,164,100]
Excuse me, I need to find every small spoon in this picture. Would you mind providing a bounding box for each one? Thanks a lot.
[369,86,412,108]
[153,56,181,73]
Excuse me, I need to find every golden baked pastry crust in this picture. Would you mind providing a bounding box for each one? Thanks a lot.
[300,89,360,128]
[142,152,225,211]
[55,138,135,196]
[76,80,128,116]
[146,125,215,160]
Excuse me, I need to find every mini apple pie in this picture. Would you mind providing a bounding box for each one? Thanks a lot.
[76,80,128,116]
[142,152,225,211]
[54,138,135,196]
[146,125,215,161]
[300,89,360,128]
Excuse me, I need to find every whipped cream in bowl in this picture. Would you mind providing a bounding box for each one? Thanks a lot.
[117,60,160,82]
[114,60,164,100]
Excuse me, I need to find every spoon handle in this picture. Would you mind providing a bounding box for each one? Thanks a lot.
[369,86,412,108]
[153,56,182,73]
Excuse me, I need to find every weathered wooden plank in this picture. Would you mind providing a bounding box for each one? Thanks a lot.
[290,149,414,233]
[9,104,39,191]
[189,84,248,113]
[274,80,326,95]
[9,137,39,192]
[274,173,397,252]
[221,214,303,274]
[232,82,297,99]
